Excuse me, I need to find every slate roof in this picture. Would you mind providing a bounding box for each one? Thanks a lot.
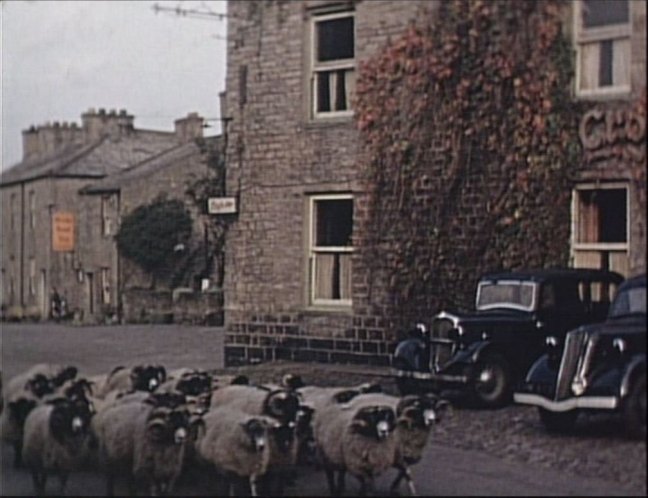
[0,130,181,187]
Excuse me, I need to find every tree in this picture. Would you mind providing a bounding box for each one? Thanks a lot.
[116,198,192,287]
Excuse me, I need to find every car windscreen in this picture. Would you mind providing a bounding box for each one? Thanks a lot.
[476,280,536,311]
[609,286,647,317]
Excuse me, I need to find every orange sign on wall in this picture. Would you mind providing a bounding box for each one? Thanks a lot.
[52,212,75,252]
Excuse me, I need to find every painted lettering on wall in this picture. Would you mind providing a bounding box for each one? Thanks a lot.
[52,212,75,252]
[579,108,646,163]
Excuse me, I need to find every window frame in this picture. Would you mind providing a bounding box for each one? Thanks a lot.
[309,9,356,120]
[571,182,630,252]
[308,193,354,308]
[574,0,632,98]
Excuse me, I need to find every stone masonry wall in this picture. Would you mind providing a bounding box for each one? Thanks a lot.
[222,0,430,365]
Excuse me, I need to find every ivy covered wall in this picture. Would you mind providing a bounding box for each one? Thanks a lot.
[354,0,583,330]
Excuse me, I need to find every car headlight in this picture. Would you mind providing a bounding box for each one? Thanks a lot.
[571,378,587,396]
[545,336,558,347]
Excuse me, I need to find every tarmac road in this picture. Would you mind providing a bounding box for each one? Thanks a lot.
[0,323,640,496]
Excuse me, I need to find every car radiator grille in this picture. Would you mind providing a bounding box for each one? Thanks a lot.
[555,329,588,400]
[430,318,456,372]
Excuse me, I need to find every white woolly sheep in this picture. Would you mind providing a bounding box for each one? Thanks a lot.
[194,405,289,496]
[93,395,191,496]
[21,397,94,495]
[345,392,450,495]
[313,401,398,496]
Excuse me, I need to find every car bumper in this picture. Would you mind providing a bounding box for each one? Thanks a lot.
[513,392,619,411]
[393,368,469,384]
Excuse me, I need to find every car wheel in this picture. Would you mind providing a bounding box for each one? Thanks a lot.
[623,373,646,440]
[538,408,578,433]
[471,353,512,408]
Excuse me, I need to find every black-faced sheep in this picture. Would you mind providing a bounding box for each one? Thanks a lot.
[194,405,290,496]
[21,397,94,495]
[345,392,450,495]
[1,368,67,468]
[314,402,398,496]
[99,364,167,398]
[93,395,191,496]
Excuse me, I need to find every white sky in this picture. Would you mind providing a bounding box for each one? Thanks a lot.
[0,0,227,171]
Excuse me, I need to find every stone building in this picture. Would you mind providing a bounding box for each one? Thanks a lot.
[0,109,218,323]
[220,0,646,367]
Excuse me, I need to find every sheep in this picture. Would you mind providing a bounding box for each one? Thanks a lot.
[5,364,77,397]
[194,405,288,496]
[314,401,398,496]
[21,397,94,495]
[210,384,302,426]
[98,364,167,398]
[344,392,450,495]
[1,369,65,468]
[93,394,191,496]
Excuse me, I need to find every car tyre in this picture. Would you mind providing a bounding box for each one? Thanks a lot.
[623,373,646,440]
[471,353,512,408]
[538,408,578,433]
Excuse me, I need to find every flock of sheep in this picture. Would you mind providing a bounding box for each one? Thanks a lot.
[0,363,449,496]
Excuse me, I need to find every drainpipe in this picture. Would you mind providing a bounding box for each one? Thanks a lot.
[20,182,26,308]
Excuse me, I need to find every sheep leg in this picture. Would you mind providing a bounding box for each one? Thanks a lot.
[358,476,375,497]
[13,441,23,468]
[249,475,260,497]
[391,465,417,496]
[31,471,46,495]
[57,471,69,496]
[336,469,346,495]
[324,467,337,495]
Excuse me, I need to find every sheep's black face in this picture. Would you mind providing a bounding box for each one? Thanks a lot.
[64,379,93,405]
[296,404,315,439]
[242,418,268,453]
[397,394,449,428]
[131,365,167,392]
[8,398,37,426]
[265,391,300,425]
[177,373,212,396]
[333,389,362,404]
[147,392,187,409]
[49,399,93,444]
[146,408,190,445]
[269,423,295,454]
[282,374,305,390]
[230,374,249,385]
[51,366,78,388]
[25,374,54,398]
[351,406,396,440]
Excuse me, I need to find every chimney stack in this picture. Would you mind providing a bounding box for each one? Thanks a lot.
[174,112,204,142]
[81,107,134,141]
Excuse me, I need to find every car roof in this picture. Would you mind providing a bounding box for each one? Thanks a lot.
[617,273,646,291]
[480,267,624,284]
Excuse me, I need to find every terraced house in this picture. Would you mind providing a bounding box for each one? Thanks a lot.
[0,109,216,323]
[220,0,646,367]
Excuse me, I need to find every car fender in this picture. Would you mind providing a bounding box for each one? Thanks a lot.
[393,338,427,371]
[620,355,646,398]
[523,354,557,385]
[452,340,492,365]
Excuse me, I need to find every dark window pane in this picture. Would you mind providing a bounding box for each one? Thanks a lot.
[317,72,331,112]
[335,70,347,111]
[583,0,629,28]
[599,40,613,86]
[317,16,354,62]
[316,199,353,246]
[597,189,627,243]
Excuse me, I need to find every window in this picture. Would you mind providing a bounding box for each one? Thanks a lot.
[309,195,353,306]
[10,193,17,232]
[101,195,114,237]
[572,184,629,276]
[310,10,355,118]
[101,267,111,305]
[28,191,37,229]
[575,0,631,96]
[29,258,36,296]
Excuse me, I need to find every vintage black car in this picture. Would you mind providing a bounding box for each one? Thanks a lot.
[393,268,624,407]
[514,273,646,438]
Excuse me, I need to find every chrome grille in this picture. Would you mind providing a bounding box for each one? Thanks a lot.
[555,329,588,400]
[430,318,456,372]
